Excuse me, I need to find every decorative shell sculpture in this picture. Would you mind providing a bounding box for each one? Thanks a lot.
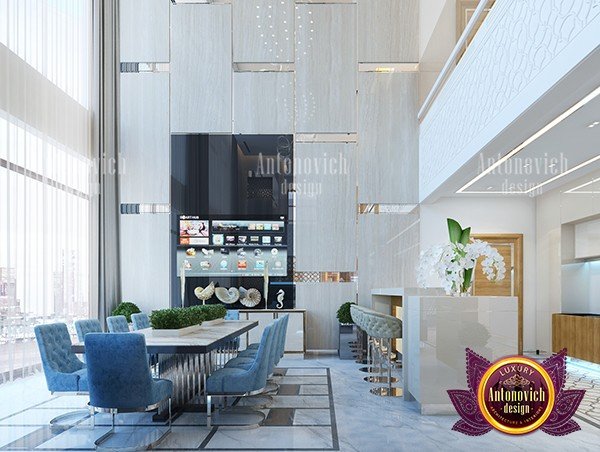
[194,282,215,305]
[215,287,240,305]
[239,287,261,308]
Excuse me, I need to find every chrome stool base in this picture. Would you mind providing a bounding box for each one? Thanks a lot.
[359,366,386,373]
[50,409,93,431]
[364,375,398,384]
[370,387,403,397]
[264,381,280,393]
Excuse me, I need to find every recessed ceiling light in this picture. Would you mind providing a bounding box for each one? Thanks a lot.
[458,85,600,193]
[587,121,599,128]
[486,186,493,190]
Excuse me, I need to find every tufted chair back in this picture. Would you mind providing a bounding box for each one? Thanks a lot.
[131,313,151,330]
[276,314,289,361]
[350,305,364,330]
[74,319,102,342]
[246,322,276,391]
[34,323,86,392]
[224,310,239,320]
[106,315,130,333]
[85,333,155,409]
[361,309,402,339]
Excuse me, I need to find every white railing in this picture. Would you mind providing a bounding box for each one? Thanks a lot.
[418,0,491,121]
[419,0,600,201]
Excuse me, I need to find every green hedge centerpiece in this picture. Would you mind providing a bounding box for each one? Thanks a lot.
[149,304,228,330]
[112,301,141,322]
[336,301,356,325]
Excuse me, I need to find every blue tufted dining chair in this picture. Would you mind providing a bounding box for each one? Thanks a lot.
[74,319,102,343]
[131,312,150,330]
[85,333,173,449]
[106,315,129,333]
[34,323,92,427]
[206,322,275,427]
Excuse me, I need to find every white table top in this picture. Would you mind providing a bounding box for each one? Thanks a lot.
[72,320,258,354]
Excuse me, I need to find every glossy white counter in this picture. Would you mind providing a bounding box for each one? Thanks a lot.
[404,295,518,414]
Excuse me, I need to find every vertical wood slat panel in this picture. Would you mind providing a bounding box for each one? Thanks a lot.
[357,0,419,63]
[295,4,357,133]
[295,282,356,351]
[233,72,294,134]
[170,4,232,133]
[358,72,418,204]
[294,142,357,272]
[120,0,170,62]
[232,0,295,63]
[120,73,170,203]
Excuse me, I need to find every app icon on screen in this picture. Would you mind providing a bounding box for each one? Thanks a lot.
[255,260,265,270]
[226,236,236,244]
[200,261,211,270]
[220,260,228,269]
[264,223,272,231]
[272,223,280,231]
[250,236,259,243]
[274,236,283,244]
[238,235,247,244]
[220,248,230,255]
[213,234,224,245]
[254,249,263,257]
[271,248,278,256]
[237,260,247,270]
[262,236,272,245]
[256,224,264,231]
[237,248,246,257]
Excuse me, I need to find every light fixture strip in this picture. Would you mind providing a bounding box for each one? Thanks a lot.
[457,85,600,193]
[525,155,600,193]
[565,176,600,193]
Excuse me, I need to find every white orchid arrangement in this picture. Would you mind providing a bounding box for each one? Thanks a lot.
[417,219,506,296]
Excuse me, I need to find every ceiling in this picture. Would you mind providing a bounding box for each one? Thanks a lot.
[461,93,600,195]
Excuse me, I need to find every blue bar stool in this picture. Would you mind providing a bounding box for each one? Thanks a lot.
[106,315,129,333]
[85,333,173,449]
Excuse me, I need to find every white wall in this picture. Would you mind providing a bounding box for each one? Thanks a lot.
[420,196,537,350]
[536,169,600,350]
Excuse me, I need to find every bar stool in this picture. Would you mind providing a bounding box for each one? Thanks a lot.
[351,305,392,381]
[361,310,403,397]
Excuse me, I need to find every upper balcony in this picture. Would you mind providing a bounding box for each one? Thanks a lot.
[419,0,600,202]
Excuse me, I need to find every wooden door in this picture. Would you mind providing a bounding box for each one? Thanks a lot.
[472,234,523,354]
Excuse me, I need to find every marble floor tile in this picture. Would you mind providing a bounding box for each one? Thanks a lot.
[156,426,212,449]
[270,395,330,409]
[34,424,111,450]
[0,425,40,448]
[299,385,329,395]
[36,395,89,409]
[206,426,333,450]
[293,408,331,426]
[0,408,88,426]
[286,368,328,376]
[274,376,328,385]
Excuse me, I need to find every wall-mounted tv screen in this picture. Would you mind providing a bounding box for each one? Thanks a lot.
[177,215,288,277]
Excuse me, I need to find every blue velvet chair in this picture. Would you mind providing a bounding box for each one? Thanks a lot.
[224,310,240,351]
[74,319,102,343]
[106,315,129,333]
[205,322,275,427]
[131,312,150,330]
[34,323,91,427]
[84,333,173,449]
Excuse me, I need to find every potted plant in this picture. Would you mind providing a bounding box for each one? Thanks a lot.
[112,301,141,323]
[148,304,228,337]
[337,301,356,359]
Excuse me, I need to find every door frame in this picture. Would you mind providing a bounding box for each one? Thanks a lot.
[471,233,523,354]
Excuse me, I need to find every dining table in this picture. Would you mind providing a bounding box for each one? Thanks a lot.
[71,320,258,418]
